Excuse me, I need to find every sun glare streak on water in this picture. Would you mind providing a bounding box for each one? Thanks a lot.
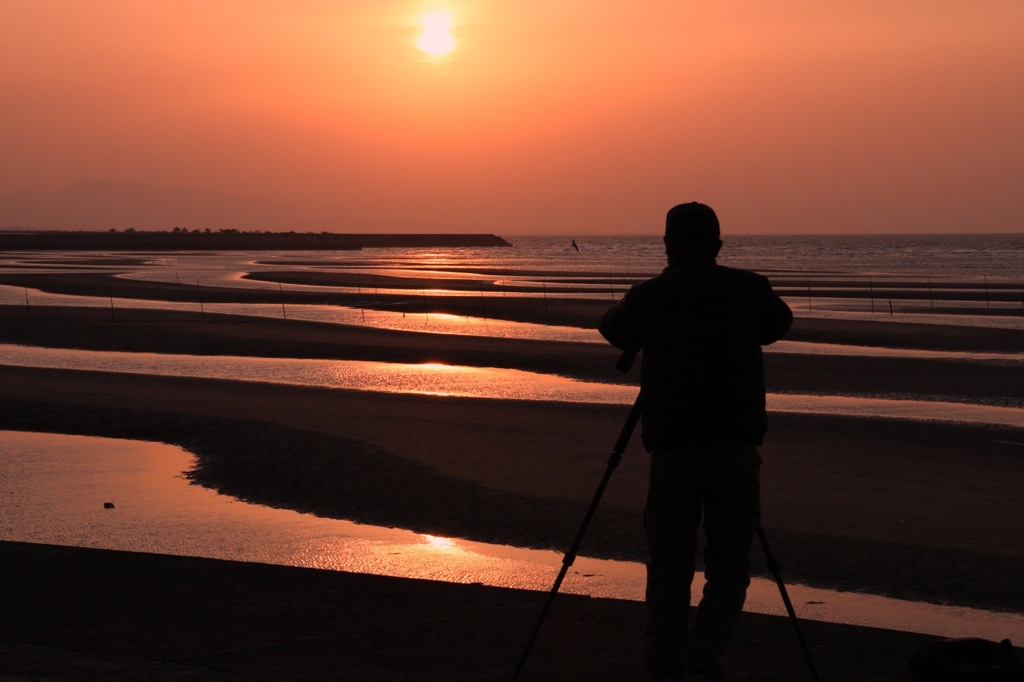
[423,534,458,551]
[2,430,1022,641]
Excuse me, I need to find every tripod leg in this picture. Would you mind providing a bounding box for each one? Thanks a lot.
[510,394,643,682]
[756,524,821,682]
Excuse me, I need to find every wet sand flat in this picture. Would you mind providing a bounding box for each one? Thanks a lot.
[8,271,1024,330]
[0,540,942,682]
[4,305,1024,405]
[244,269,599,294]
[1,271,617,328]
[3,365,1024,612]
[248,268,1024,306]
[4,272,1024,619]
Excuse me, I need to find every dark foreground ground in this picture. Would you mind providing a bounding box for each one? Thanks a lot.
[0,541,937,682]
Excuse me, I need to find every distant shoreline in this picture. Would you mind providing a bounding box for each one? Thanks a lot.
[0,230,512,251]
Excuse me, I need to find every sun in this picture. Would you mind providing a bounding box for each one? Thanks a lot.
[415,10,456,57]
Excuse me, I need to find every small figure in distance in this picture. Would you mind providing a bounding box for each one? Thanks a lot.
[599,202,792,682]
[571,239,579,252]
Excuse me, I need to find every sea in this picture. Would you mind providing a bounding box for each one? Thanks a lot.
[5,233,1024,281]
[461,234,1024,280]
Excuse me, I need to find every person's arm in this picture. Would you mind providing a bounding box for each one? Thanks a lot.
[599,287,643,352]
[756,278,793,345]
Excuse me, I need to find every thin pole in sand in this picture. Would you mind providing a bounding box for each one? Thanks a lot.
[928,276,934,312]
[542,279,548,319]
[278,282,287,320]
[869,277,875,314]
[196,280,206,322]
[984,275,990,309]
[107,277,116,323]
[806,278,812,312]
[358,284,365,322]
[422,284,428,325]
[889,297,894,316]
[174,271,180,285]
[23,283,31,322]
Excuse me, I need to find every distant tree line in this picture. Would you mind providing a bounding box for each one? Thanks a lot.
[0,229,512,251]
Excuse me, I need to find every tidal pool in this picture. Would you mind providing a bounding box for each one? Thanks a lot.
[2,430,1022,642]
[3,344,1024,428]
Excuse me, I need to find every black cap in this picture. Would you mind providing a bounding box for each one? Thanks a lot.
[665,202,720,249]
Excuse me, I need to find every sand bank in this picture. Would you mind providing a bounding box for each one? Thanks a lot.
[0,541,946,681]
[8,272,1024,333]
[248,268,1024,306]
[0,231,511,250]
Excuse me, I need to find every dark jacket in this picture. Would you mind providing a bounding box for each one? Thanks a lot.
[600,260,792,451]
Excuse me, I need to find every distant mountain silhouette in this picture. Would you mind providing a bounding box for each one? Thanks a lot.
[0,179,312,231]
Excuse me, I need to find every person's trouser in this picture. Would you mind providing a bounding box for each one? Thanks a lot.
[644,443,761,682]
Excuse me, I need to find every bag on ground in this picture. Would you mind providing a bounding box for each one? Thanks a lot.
[909,637,1024,681]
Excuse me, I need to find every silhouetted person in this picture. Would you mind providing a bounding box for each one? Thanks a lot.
[600,203,792,682]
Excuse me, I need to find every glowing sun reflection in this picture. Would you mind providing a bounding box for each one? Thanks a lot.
[423,534,458,551]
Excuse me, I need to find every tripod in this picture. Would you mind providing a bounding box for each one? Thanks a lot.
[510,353,820,682]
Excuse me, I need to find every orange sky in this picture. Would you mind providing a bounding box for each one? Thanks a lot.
[1,1,1022,234]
